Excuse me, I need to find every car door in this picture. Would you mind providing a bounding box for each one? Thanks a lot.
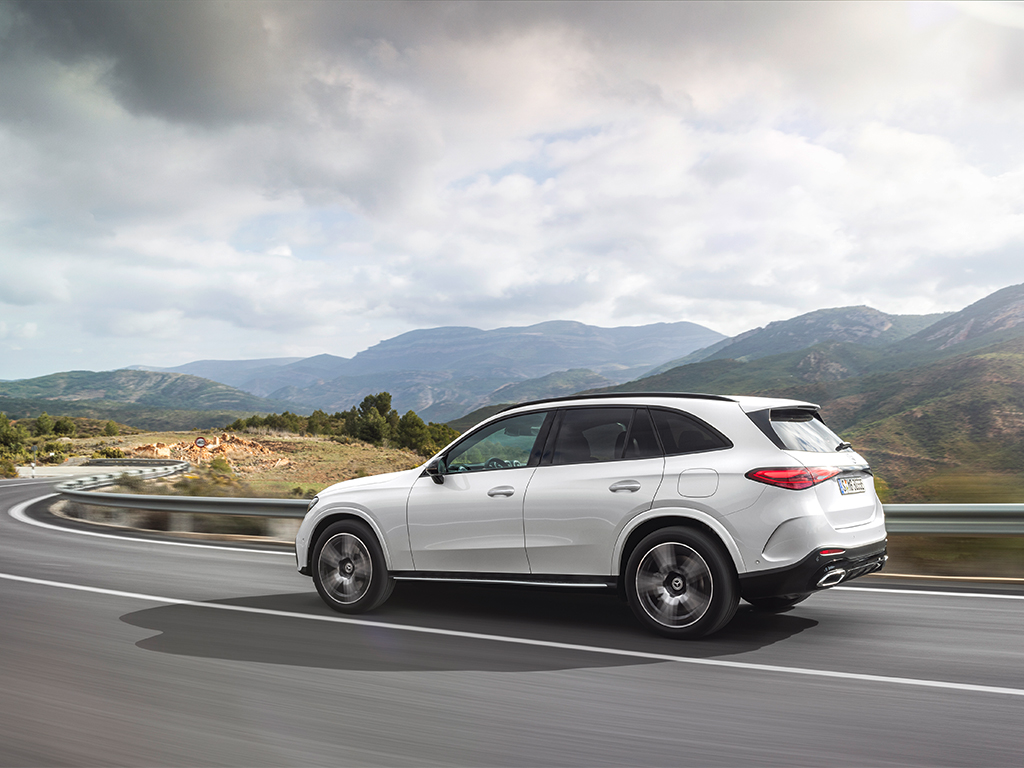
[406,410,551,573]
[524,407,665,575]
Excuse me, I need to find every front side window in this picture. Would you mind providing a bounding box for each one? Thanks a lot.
[444,411,548,472]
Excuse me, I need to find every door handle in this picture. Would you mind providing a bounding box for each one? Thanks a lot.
[609,480,641,493]
[487,486,515,498]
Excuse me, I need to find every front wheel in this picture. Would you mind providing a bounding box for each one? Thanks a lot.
[625,527,738,639]
[312,520,394,613]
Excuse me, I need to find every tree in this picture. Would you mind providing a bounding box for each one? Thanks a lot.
[359,392,393,419]
[0,414,28,451]
[306,409,330,436]
[104,421,119,436]
[428,422,460,450]
[53,416,77,437]
[395,411,431,454]
[356,407,388,444]
[33,412,54,437]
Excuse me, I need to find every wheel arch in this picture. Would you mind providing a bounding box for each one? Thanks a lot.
[305,508,393,574]
[614,510,744,583]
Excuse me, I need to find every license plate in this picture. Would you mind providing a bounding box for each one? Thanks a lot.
[838,477,865,495]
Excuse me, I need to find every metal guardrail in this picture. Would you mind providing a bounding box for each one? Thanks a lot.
[55,462,308,518]
[53,466,1024,532]
[883,504,1024,535]
[56,460,191,493]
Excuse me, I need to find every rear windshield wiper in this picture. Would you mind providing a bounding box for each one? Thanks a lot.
[836,441,853,451]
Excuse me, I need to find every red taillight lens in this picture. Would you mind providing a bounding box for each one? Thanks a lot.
[745,467,841,490]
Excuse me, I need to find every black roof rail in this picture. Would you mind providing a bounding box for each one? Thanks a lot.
[498,392,737,413]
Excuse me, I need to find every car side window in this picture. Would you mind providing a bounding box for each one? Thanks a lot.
[623,408,661,459]
[549,408,635,465]
[444,411,548,472]
[651,408,732,455]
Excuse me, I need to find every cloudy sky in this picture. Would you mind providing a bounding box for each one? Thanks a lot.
[3,0,1024,380]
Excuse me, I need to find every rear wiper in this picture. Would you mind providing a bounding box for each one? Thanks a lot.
[836,441,853,451]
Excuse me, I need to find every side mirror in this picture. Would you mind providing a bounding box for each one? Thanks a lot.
[425,459,446,485]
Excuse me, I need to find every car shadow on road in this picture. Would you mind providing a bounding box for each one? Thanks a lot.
[120,582,819,673]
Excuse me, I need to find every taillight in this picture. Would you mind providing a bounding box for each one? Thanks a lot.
[745,467,841,490]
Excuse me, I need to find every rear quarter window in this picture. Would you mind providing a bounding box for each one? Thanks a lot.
[651,409,732,455]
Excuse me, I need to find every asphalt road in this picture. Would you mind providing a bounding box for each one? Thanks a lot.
[2,478,1022,767]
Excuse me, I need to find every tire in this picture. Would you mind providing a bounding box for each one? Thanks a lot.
[746,594,810,613]
[625,527,738,639]
[311,520,394,613]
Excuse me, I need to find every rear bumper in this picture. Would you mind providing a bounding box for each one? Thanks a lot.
[739,540,887,601]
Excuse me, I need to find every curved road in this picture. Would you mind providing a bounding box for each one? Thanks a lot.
[1,479,1022,766]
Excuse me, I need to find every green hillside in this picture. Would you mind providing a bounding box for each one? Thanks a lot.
[0,395,268,431]
[0,369,295,431]
[0,369,291,413]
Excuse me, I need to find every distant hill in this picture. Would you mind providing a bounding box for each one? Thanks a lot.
[239,320,725,389]
[128,357,303,389]
[887,283,1024,357]
[340,320,725,380]
[133,320,726,420]
[274,369,622,424]
[0,370,293,429]
[643,306,949,376]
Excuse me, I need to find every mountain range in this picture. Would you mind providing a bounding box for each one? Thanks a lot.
[129,320,726,421]
[5,283,1024,500]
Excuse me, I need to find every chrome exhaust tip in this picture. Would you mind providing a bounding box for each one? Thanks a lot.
[817,569,847,588]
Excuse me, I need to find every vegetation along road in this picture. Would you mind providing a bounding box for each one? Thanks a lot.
[2,479,1022,766]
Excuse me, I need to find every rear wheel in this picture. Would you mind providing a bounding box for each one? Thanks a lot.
[747,594,810,613]
[625,527,738,639]
[312,520,394,613]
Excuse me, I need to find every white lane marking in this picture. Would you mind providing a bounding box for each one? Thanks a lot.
[7,495,292,557]
[2,572,1023,700]
[0,481,58,489]
[836,586,1024,601]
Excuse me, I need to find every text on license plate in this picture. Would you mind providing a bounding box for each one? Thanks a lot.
[838,477,866,495]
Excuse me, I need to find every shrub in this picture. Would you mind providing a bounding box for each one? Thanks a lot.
[38,442,67,464]
[0,457,17,478]
[93,446,126,459]
[117,472,146,493]
[209,457,234,477]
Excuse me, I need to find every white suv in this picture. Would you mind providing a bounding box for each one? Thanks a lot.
[295,393,887,638]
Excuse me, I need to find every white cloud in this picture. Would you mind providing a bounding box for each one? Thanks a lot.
[3,0,1024,379]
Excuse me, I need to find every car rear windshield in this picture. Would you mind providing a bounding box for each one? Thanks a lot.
[767,409,845,453]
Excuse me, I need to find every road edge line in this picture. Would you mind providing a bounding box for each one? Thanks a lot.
[2,571,1023,700]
